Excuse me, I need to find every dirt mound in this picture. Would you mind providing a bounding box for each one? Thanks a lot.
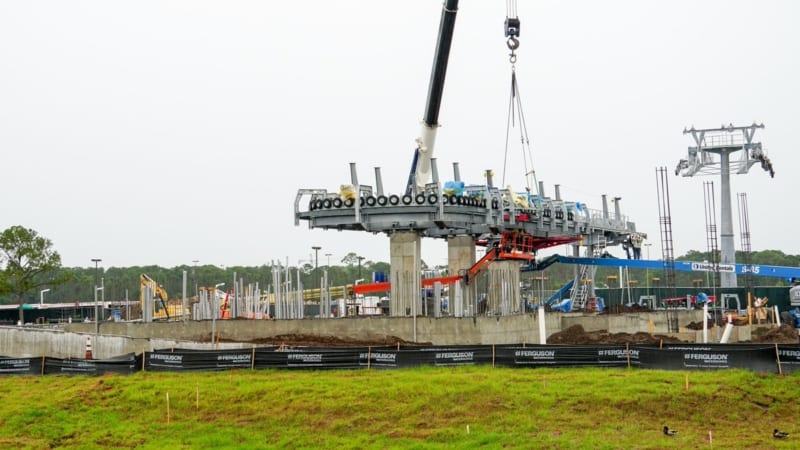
[606,305,653,314]
[749,324,800,344]
[685,320,715,330]
[240,334,429,348]
[547,324,683,345]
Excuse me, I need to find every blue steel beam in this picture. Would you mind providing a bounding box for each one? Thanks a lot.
[555,256,800,280]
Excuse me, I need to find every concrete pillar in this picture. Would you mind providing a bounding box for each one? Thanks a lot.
[448,236,476,317]
[486,260,521,316]
[390,232,421,317]
[719,151,737,287]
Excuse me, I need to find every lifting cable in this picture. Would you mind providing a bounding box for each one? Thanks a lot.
[502,1,540,201]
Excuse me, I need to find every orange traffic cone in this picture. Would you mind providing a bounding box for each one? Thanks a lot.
[85,336,93,359]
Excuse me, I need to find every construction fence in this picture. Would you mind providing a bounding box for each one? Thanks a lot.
[2,343,799,376]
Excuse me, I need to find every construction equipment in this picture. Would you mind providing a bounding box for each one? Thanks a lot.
[140,273,185,321]
[463,232,580,285]
[404,0,459,196]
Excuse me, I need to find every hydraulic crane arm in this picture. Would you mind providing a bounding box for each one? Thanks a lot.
[406,0,459,196]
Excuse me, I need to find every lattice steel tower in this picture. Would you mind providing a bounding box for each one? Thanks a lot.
[675,123,773,288]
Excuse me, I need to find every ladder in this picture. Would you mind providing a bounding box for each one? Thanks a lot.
[570,240,605,310]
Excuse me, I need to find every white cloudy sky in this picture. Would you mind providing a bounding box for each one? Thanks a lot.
[2,0,798,269]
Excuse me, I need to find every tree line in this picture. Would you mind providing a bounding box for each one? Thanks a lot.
[2,225,798,306]
[0,237,392,304]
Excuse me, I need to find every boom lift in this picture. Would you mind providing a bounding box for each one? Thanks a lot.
[351,231,581,294]
[462,231,580,285]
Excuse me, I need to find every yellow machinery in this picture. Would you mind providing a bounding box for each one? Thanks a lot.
[140,273,187,321]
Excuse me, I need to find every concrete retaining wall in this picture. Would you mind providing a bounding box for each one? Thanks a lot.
[2,310,757,359]
[562,310,705,334]
[64,313,561,346]
[0,326,248,360]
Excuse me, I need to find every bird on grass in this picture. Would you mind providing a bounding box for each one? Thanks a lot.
[663,426,678,436]
[774,429,789,439]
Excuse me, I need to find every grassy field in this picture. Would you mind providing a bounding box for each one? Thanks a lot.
[1,367,798,449]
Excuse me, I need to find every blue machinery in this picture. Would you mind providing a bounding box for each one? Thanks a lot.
[531,255,800,312]
[551,256,800,280]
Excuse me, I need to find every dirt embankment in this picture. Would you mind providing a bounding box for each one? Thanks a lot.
[748,324,800,344]
[547,324,683,345]
[217,334,429,348]
[206,325,798,347]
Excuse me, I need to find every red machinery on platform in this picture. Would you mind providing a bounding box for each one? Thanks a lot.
[352,232,580,294]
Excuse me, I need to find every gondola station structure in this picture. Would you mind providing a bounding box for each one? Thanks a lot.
[295,1,643,317]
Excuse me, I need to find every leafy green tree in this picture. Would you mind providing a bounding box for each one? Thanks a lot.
[340,252,360,266]
[0,226,66,323]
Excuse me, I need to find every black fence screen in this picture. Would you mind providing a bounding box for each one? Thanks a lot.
[3,343,798,376]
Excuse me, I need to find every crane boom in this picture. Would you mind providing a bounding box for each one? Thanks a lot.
[406,0,459,195]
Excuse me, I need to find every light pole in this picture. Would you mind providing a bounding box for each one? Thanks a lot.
[40,288,50,305]
[192,260,199,297]
[325,253,332,268]
[91,258,102,322]
[94,286,104,335]
[91,258,101,296]
[357,256,365,280]
[312,246,321,292]
[91,259,102,286]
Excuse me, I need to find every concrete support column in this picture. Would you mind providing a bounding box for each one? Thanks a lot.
[719,151,737,287]
[390,232,421,317]
[486,260,521,316]
[447,236,475,317]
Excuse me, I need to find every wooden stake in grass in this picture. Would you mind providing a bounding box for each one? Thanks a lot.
[626,343,631,369]
[196,382,199,412]
[685,373,689,391]
[466,424,470,434]
[708,430,713,447]
[166,392,170,425]
[543,375,547,390]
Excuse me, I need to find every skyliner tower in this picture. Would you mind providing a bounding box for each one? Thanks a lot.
[675,123,773,288]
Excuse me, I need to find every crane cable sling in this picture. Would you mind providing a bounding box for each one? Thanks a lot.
[501,3,540,203]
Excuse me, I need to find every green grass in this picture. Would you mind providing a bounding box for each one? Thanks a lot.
[1,367,799,449]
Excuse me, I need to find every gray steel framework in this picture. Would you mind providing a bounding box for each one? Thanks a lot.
[295,161,639,249]
[675,123,772,288]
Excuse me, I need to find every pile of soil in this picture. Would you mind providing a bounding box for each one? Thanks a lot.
[749,324,800,344]
[235,334,429,348]
[547,324,683,345]
[685,320,715,330]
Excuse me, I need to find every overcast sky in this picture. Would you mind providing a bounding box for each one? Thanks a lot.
[2,0,798,270]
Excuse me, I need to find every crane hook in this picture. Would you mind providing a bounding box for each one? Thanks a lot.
[507,36,519,51]
[507,36,519,64]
